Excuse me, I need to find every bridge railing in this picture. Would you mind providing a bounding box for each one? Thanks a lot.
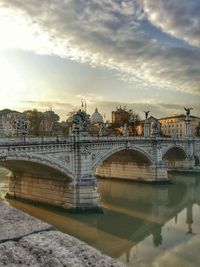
[0,136,69,146]
[0,135,198,147]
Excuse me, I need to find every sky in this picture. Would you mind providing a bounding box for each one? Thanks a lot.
[0,0,199,121]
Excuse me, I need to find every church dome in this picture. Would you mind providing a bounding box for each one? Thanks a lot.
[91,108,103,124]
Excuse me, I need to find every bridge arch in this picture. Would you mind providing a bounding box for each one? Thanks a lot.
[92,145,155,182]
[162,145,187,160]
[92,145,153,172]
[0,154,75,208]
[0,154,74,180]
[162,145,187,169]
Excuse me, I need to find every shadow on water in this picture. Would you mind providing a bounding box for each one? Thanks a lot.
[1,166,200,266]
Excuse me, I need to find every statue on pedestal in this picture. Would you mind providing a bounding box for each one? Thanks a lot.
[144,110,150,120]
[99,123,107,137]
[151,121,161,136]
[73,109,90,133]
[184,107,193,116]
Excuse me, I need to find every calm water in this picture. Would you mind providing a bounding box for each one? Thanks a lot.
[0,167,200,267]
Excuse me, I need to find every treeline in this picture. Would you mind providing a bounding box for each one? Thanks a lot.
[0,109,68,136]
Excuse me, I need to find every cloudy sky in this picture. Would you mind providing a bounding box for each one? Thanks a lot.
[0,0,199,120]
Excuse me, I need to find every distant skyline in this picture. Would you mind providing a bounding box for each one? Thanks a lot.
[0,0,199,120]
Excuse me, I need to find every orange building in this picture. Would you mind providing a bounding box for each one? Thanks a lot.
[112,107,129,126]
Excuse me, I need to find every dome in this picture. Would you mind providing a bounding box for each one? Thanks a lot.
[91,108,103,124]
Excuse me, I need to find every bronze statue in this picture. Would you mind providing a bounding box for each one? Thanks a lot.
[144,110,150,120]
[184,107,193,116]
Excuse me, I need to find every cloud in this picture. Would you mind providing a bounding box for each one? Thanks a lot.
[151,235,200,267]
[140,0,200,47]
[76,93,104,104]
[0,0,200,94]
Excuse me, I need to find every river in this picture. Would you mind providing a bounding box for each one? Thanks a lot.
[0,167,200,267]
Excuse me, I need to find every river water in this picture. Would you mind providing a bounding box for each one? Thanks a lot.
[0,167,200,267]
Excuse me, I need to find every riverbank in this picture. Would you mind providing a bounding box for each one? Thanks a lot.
[0,201,124,267]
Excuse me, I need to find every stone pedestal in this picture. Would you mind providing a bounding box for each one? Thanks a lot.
[143,121,150,137]
[152,139,169,183]
[185,116,192,137]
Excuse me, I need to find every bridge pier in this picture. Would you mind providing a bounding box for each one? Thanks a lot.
[69,130,100,211]
[64,178,100,211]
[151,163,168,183]
[151,139,169,183]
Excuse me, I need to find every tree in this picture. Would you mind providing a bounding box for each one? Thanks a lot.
[43,111,60,136]
[24,109,44,136]
[111,107,141,136]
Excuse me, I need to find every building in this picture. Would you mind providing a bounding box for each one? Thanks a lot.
[90,108,104,136]
[159,114,200,137]
[1,112,19,136]
[1,112,29,137]
[91,108,103,125]
[111,106,129,126]
[0,116,5,137]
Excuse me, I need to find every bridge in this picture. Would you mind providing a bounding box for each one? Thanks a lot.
[0,110,200,211]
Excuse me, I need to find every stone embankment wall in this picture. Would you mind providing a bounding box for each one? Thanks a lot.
[0,201,124,267]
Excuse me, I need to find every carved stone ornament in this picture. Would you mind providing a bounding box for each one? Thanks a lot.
[65,156,70,162]
[81,145,91,155]
[0,150,8,161]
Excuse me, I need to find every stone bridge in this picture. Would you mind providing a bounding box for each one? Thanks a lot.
[0,133,200,211]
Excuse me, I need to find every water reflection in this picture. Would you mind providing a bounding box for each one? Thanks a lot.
[0,168,200,267]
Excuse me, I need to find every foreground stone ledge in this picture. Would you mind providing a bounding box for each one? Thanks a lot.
[0,201,53,243]
[0,202,124,267]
